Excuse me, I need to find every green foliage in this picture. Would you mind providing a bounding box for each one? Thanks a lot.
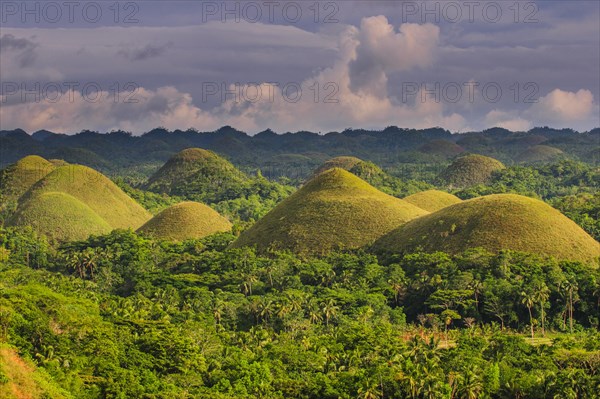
[373,194,600,263]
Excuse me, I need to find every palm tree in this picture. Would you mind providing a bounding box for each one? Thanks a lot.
[321,299,339,327]
[520,290,536,339]
[534,283,550,336]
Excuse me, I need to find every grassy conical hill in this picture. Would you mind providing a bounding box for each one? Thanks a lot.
[440,154,505,188]
[22,165,151,229]
[7,192,112,242]
[0,155,56,204]
[231,168,429,255]
[418,140,465,158]
[403,190,462,212]
[144,148,248,202]
[516,145,564,163]
[137,201,232,241]
[311,156,364,177]
[372,194,600,263]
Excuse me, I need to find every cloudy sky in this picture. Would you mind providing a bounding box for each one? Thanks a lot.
[0,0,598,134]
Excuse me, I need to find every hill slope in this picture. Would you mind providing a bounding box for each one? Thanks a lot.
[0,155,56,204]
[418,140,465,158]
[440,154,505,188]
[231,168,429,255]
[137,201,232,241]
[403,190,462,212]
[144,148,248,202]
[517,145,565,163]
[22,165,151,229]
[7,192,112,242]
[372,194,600,263]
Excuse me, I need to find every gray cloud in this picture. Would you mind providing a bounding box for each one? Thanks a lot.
[0,34,38,67]
[118,42,172,61]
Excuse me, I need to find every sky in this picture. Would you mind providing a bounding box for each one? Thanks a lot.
[0,0,599,134]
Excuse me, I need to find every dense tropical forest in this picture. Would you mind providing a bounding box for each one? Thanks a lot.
[0,126,599,398]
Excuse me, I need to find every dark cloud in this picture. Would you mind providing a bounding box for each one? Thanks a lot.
[0,34,38,67]
[118,42,172,61]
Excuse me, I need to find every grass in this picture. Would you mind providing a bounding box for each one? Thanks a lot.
[418,140,465,157]
[440,154,505,188]
[517,145,565,163]
[7,192,112,242]
[137,201,232,241]
[310,156,364,177]
[0,344,71,399]
[372,193,600,263]
[231,168,429,255]
[144,148,247,198]
[403,190,462,212]
[0,156,56,204]
[21,164,151,230]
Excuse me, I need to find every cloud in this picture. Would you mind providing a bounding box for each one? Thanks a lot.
[484,110,532,132]
[118,42,173,61]
[348,17,439,97]
[527,89,595,123]
[0,34,38,67]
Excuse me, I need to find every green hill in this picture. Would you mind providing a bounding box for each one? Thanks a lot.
[7,192,111,242]
[372,194,600,263]
[418,140,465,158]
[517,145,565,163]
[311,156,364,177]
[440,154,505,188]
[0,155,56,204]
[22,165,151,229]
[144,148,248,202]
[137,201,232,241]
[403,190,462,212]
[231,168,429,255]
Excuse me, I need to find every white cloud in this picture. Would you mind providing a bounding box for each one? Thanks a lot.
[527,89,595,123]
[484,110,532,132]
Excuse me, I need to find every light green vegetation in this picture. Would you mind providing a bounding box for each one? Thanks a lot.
[137,201,232,241]
[403,189,462,212]
[373,194,600,263]
[232,168,429,255]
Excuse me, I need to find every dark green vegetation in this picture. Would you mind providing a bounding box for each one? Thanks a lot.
[517,145,565,163]
[403,190,462,212]
[7,192,112,242]
[21,165,151,230]
[1,227,599,398]
[373,194,600,263]
[137,201,232,241]
[231,168,428,255]
[440,155,506,188]
[418,139,465,158]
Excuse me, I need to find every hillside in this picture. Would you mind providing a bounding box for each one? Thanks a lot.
[21,165,151,229]
[440,154,505,188]
[311,156,364,177]
[231,168,429,255]
[137,201,232,241]
[372,194,600,263]
[144,148,248,202]
[0,344,70,399]
[403,190,462,212]
[7,192,112,242]
[0,155,56,204]
[517,145,565,163]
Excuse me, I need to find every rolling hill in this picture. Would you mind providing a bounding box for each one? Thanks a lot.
[0,155,56,204]
[231,168,429,255]
[517,145,565,163]
[372,194,600,263]
[21,164,151,229]
[7,192,112,242]
[144,148,248,202]
[403,190,462,212]
[137,201,232,241]
[440,154,505,188]
[418,139,465,158]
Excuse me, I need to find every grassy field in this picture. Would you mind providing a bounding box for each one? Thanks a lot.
[373,193,600,263]
[232,168,429,255]
[137,201,232,241]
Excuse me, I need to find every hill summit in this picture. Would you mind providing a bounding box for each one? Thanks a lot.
[137,201,232,241]
[403,190,462,212]
[440,154,505,188]
[144,148,248,202]
[372,194,600,263]
[231,168,429,255]
[0,155,56,205]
